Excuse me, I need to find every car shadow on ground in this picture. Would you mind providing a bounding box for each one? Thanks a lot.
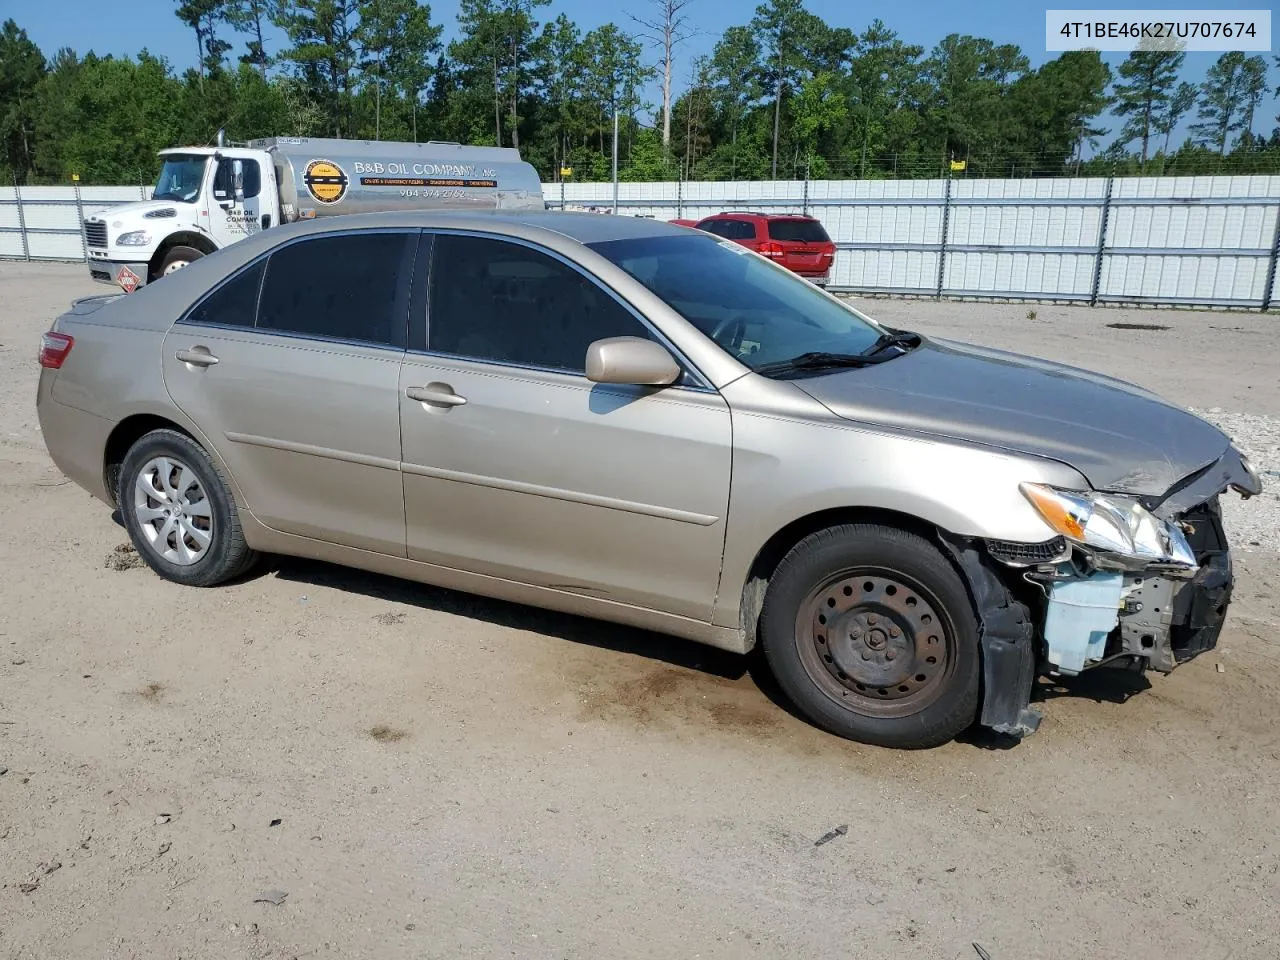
[268,555,752,682]
[234,553,1160,751]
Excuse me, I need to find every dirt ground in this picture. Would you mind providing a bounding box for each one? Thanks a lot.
[2,261,1279,960]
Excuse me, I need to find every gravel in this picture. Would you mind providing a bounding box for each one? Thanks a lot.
[1190,408,1280,555]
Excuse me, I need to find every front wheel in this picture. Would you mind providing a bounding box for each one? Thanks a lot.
[760,524,980,749]
[156,245,204,279]
[118,428,258,587]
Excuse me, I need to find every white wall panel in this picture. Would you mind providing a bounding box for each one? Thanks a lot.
[6,177,1278,305]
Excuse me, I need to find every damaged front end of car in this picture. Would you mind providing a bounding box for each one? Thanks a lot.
[949,446,1262,740]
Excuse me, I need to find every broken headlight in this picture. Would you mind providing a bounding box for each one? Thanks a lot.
[1018,482,1197,569]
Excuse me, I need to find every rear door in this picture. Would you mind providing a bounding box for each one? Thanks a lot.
[161,229,418,556]
[767,218,834,276]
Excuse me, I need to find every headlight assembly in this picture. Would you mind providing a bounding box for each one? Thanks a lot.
[115,230,151,246]
[1019,482,1197,569]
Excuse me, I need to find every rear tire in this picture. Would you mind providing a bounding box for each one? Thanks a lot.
[156,245,204,279]
[759,523,980,749]
[118,429,257,587]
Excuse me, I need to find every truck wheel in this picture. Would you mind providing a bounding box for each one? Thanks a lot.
[118,428,258,587]
[157,245,203,278]
[759,524,980,749]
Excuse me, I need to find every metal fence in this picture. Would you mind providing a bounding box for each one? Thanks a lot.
[5,175,1279,309]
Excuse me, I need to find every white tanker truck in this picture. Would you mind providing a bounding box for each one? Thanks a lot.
[82,131,546,292]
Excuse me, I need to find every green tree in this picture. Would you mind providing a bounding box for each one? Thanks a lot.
[1155,81,1197,157]
[921,34,1029,173]
[357,0,442,139]
[578,24,647,157]
[533,14,582,172]
[497,0,550,150]
[709,25,763,178]
[750,0,826,178]
[1112,47,1184,168]
[1005,51,1110,173]
[175,0,231,77]
[1191,53,1270,155]
[0,19,46,181]
[272,0,361,137]
[847,20,923,178]
[32,50,185,183]
[791,69,846,176]
[450,0,506,145]
[222,0,271,78]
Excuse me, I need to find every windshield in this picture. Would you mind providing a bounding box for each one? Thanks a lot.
[588,233,882,369]
[152,155,208,203]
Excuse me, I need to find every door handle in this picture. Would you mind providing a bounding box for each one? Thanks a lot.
[406,383,467,407]
[176,347,219,367]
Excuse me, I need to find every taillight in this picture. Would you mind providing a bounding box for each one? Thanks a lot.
[758,241,786,259]
[39,331,74,369]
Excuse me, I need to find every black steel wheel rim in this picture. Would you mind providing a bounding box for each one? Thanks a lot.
[794,568,957,718]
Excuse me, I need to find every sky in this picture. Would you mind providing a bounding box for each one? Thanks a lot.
[11,0,1280,153]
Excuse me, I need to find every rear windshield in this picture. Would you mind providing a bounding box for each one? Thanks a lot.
[767,219,830,243]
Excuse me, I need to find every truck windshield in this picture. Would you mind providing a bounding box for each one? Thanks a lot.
[152,155,208,203]
[588,233,883,370]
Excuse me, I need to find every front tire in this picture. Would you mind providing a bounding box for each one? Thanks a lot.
[760,524,980,749]
[118,429,257,587]
[156,245,204,279]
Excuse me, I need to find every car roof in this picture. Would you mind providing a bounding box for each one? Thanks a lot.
[275,209,689,245]
[705,212,818,221]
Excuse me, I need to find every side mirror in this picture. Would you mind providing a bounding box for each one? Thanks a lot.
[585,336,681,386]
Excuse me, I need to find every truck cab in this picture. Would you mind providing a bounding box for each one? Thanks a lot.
[85,144,277,292]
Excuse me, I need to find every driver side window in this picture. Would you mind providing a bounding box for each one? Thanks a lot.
[213,158,262,200]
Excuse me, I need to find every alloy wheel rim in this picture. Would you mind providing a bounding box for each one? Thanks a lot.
[133,456,214,566]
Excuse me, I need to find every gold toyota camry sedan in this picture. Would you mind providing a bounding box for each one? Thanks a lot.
[36,211,1261,748]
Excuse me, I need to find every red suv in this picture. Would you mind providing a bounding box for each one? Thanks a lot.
[691,212,836,286]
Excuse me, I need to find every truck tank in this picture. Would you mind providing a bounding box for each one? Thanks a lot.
[254,136,546,221]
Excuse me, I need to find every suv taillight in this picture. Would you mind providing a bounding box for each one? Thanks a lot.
[758,240,786,259]
[38,332,74,369]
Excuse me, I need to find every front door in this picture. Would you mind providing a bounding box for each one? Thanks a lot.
[162,229,418,556]
[209,155,265,246]
[399,232,733,621]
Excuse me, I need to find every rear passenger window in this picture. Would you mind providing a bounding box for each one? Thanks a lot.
[705,219,753,240]
[428,234,653,372]
[256,232,414,347]
[185,260,264,328]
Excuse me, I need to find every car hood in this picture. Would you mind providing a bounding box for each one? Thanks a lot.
[793,335,1230,497]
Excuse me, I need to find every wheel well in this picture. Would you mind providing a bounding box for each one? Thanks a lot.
[103,415,193,506]
[739,507,944,649]
[149,233,217,277]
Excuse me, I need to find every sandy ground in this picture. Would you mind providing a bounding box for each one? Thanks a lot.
[2,261,1279,960]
